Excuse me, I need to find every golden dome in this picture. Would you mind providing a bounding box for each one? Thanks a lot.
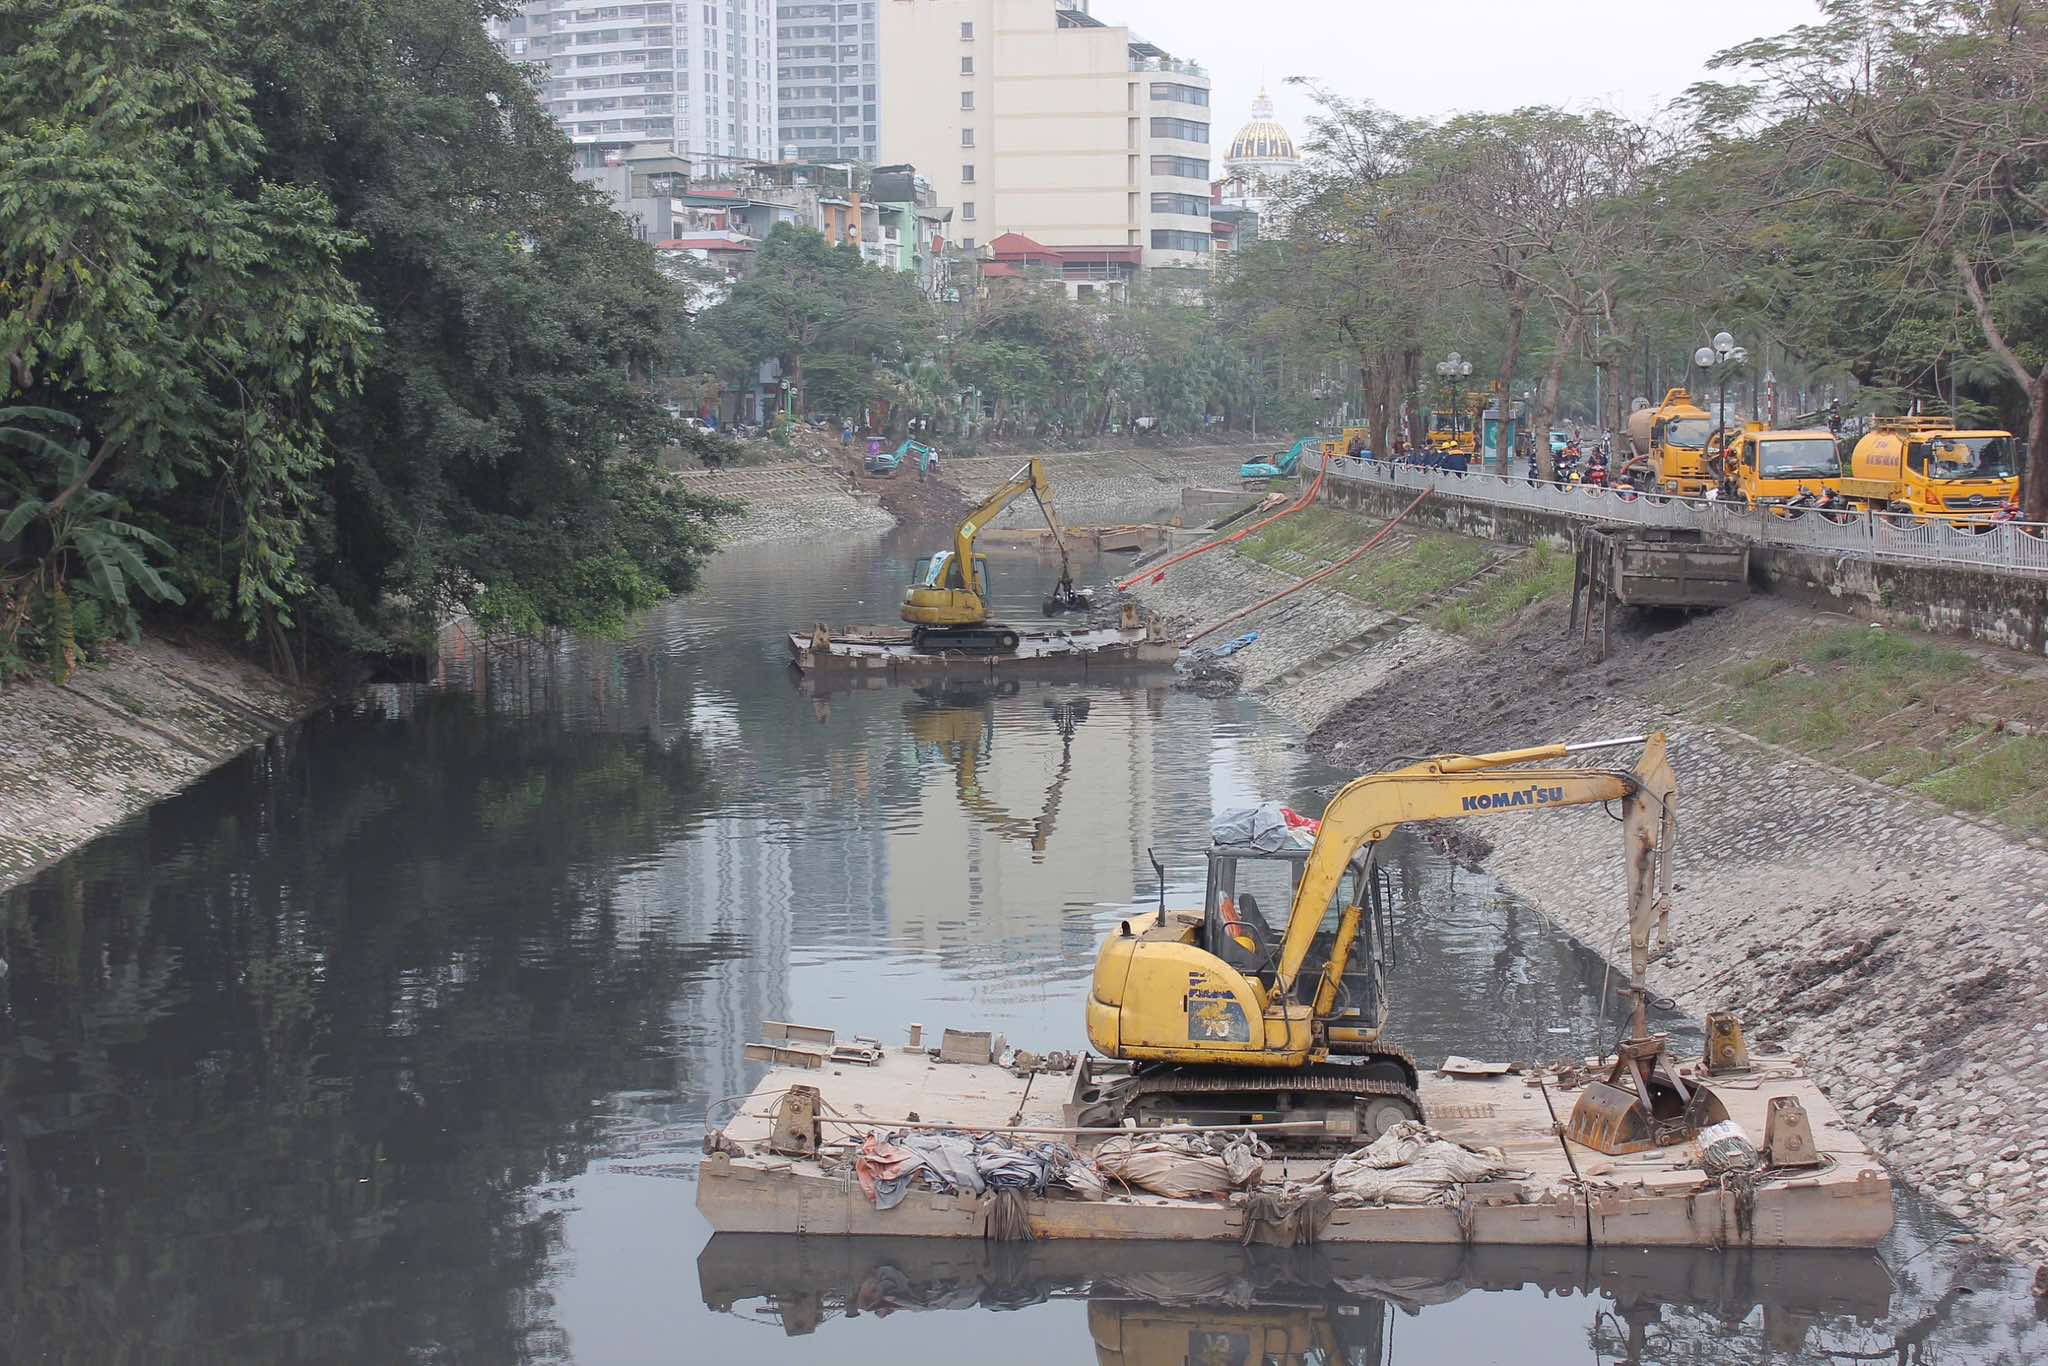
[1226,89,1298,164]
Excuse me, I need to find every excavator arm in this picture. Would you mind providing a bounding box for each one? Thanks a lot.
[941,458,1071,590]
[1270,735,1673,999]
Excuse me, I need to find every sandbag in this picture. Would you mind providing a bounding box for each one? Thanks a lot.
[1320,1121,1527,1207]
[1094,1132,1268,1199]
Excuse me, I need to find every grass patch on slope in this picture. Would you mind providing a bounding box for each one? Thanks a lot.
[1433,544,1574,635]
[1697,624,2048,834]
[1234,511,1495,614]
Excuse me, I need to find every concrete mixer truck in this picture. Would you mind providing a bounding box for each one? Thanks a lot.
[1621,389,1718,495]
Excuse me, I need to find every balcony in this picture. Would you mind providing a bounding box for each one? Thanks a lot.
[1129,55,1205,75]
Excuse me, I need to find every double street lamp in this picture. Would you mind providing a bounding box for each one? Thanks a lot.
[1436,352,1474,449]
[1692,331,1747,436]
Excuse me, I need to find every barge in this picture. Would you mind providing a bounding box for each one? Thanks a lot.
[787,607,1179,678]
[696,1025,1893,1249]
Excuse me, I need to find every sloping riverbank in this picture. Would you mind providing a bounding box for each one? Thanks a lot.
[1136,498,2048,1270]
[680,442,1274,549]
[0,636,317,891]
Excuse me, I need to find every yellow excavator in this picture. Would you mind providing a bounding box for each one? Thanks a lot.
[901,458,1087,652]
[1079,733,1705,1152]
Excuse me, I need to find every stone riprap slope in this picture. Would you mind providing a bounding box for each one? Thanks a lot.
[0,636,313,890]
[1468,709,2048,1267]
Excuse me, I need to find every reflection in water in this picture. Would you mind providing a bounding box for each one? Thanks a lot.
[2,525,2042,1363]
[696,1234,1899,1364]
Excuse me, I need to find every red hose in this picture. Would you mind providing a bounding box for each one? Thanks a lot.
[1116,458,1331,591]
[1184,489,1431,644]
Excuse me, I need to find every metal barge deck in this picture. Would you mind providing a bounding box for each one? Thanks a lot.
[787,616,1180,678]
[696,1032,1893,1248]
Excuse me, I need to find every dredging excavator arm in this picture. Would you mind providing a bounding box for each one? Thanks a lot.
[1270,734,1673,1001]
[948,458,1072,594]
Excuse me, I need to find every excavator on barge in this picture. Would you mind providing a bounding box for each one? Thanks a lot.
[900,458,1089,652]
[1076,734,1684,1150]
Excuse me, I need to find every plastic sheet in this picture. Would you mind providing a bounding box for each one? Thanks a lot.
[1210,803,1294,852]
[853,1130,1102,1209]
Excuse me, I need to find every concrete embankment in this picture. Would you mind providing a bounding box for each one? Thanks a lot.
[0,636,315,891]
[1137,495,2048,1268]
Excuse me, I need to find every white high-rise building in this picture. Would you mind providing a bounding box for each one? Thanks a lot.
[776,2,880,164]
[487,2,779,174]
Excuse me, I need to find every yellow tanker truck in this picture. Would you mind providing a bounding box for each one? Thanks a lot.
[1838,416,2019,519]
[1622,388,1717,494]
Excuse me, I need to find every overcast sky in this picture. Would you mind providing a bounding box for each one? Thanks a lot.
[1097,0,1823,143]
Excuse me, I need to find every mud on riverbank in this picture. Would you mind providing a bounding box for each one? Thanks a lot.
[1139,503,2048,1270]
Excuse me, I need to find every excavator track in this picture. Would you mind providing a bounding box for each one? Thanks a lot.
[1083,1052,1426,1153]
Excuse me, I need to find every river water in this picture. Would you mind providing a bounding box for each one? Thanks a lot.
[1,522,2039,1363]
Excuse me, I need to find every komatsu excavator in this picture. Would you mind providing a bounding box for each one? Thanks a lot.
[1079,733,1692,1150]
[901,458,1086,652]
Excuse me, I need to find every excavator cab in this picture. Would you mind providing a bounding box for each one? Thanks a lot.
[910,549,989,596]
[1200,844,1388,1034]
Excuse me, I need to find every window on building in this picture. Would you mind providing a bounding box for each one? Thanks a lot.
[1151,192,1209,217]
[1150,82,1210,106]
[960,20,973,39]
[960,90,974,110]
[960,56,973,75]
[1150,155,1210,179]
[961,237,975,249]
[961,163,975,182]
[962,201,975,220]
[961,127,974,146]
[1150,229,1212,253]
[1150,117,1209,143]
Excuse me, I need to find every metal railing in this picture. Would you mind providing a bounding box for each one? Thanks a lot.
[1314,455,2048,576]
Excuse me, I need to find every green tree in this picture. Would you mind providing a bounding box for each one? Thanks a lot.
[1701,0,2048,515]
[705,224,927,422]
[237,0,731,645]
[0,0,375,668]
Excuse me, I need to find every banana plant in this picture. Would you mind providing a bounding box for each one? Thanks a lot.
[3,407,184,682]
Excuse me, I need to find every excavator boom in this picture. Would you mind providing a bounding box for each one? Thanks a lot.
[1270,736,1663,997]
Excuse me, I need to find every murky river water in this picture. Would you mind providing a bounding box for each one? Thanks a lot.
[2,522,2041,1363]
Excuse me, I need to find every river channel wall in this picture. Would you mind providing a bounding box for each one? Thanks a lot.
[0,635,315,892]
[1133,504,2048,1269]
[1322,474,2048,655]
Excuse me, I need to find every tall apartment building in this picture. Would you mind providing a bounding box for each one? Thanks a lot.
[876,0,1213,271]
[486,2,779,173]
[775,2,880,164]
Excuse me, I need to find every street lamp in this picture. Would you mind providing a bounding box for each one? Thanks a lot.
[1694,332,1747,436]
[1436,352,1474,456]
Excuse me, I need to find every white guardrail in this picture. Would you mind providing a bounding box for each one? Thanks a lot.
[1315,455,2048,576]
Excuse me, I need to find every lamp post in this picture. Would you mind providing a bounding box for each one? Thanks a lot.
[1436,352,1474,457]
[1693,331,1746,436]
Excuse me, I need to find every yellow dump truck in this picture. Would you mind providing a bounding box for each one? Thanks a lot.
[1714,423,1844,507]
[1622,388,1717,494]
[1839,416,2019,519]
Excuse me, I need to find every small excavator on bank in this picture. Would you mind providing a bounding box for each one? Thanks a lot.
[900,458,1089,652]
[1079,733,1714,1154]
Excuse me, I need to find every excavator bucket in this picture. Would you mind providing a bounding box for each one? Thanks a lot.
[1565,1038,1727,1156]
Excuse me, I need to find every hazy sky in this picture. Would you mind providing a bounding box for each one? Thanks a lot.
[1097,0,1823,144]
